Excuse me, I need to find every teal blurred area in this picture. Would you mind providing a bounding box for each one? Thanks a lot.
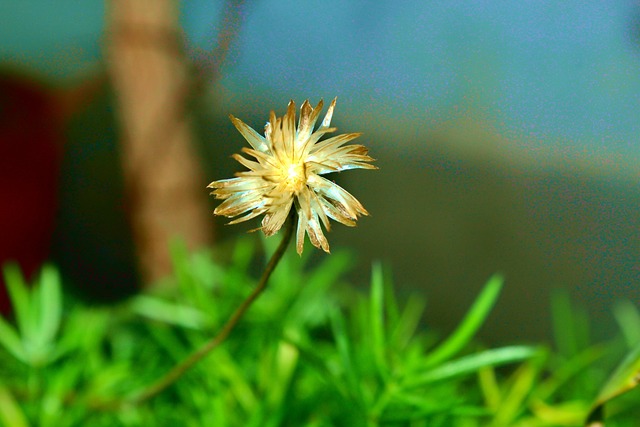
[207,0,640,162]
[1,1,639,342]
[0,2,104,79]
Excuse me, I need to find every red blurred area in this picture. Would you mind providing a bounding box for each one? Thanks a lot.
[0,72,62,314]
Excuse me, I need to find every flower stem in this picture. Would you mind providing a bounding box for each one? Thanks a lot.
[94,211,296,410]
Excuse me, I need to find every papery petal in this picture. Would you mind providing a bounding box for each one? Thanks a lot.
[228,207,268,225]
[209,178,273,198]
[230,115,270,153]
[297,99,324,147]
[295,208,307,255]
[319,97,337,129]
[261,199,293,236]
[310,190,331,231]
[283,100,296,161]
[264,120,273,146]
[308,174,368,218]
[214,191,266,217]
[306,215,330,253]
[294,188,330,253]
[232,153,263,171]
[269,115,287,165]
[298,127,337,159]
[309,144,377,174]
[315,193,356,226]
[208,177,243,190]
[235,169,281,180]
[296,187,313,222]
[309,132,362,156]
[314,161,377,175]
[241,147,279,168]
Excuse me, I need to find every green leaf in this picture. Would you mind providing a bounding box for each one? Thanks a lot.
[131,296,211,330]
[535,345,605,402]
[56,307,110,356]
[0,317,24,362]
[491,353,546,426]
[286,250,351,327]
[404,346,539,387]
[390,294,426,351]
[551,289,590,359]
[586,343,640,426]
[330,308,362,403]
[265,340,299,408]
[2,264,32,339]
[422,274,504,368]
[206,350,258,412]
[369,262,387,377]
[0,383,29,427]
[37,265,62,346]
[614,300,640,348]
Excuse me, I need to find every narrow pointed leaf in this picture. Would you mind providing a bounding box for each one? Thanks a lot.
[586,343,640,426]
[38,265,62,345]
[422,274,504,368]
[0,384,29,427]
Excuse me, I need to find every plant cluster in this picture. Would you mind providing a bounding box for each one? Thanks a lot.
[1,236,639,426]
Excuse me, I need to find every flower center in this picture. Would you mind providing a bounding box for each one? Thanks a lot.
[282,162,307,193]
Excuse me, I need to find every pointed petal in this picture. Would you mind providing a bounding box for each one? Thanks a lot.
[297,99,324,145]
[211,183,273,200]
[308,174,368,218]
[295,207,307,255]
[297,187,313,221]
[264,114,274,148]
[297,100,314,141]
[208,177,241,189]
[309,143,377,174]
[283,100,296,160]
[310,190,331,231]
[261,199,293,236]
[319,97,337,129]
[230,115,270,153]
[228,207,267,225]
[309,132,362,156]
[269,114,287,165]
[209,177,272,198]
[306,216,330,253]
[214,192,266,217]
[232,153,263,171]
[314,161,378,174]
[315,192,355,226]
[298,127,337,158]
[240,147,278,168]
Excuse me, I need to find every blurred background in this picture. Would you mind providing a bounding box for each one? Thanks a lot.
[1,0,638,343]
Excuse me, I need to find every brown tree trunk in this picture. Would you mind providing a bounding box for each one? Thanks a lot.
[105,0,212,284]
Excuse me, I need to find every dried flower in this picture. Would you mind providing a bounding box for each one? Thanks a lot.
[208,98,376,254]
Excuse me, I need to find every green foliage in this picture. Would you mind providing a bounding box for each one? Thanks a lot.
[0,237,639,426]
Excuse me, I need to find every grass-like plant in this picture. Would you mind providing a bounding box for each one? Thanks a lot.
[1,235,639,426]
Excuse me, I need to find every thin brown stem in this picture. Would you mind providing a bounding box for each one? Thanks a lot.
[93,212,296,410]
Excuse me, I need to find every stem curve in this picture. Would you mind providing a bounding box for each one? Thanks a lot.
[94,211,296,410]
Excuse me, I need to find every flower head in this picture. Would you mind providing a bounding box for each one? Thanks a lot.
[208,98,376,254]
